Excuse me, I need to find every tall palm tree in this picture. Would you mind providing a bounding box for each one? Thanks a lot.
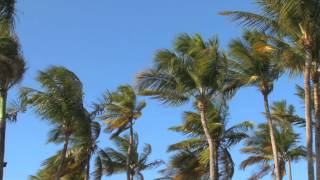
[0,1,25,178]
[159,103,252,180]
[98,85,146,180]
[20,66,84,180]
[0,35,25,179]
[241,123,305,180]
[136,33,232,180]
[102,134,164,180]
[228,30,283,180]
[221,1,320,178]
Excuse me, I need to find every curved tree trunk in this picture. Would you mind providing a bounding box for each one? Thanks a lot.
[0,92,7,180]
[263,93,281,180]
[197,99,218,180]
[287,159,292,180]
[313,75,320,180]
[127,121,134,180]
[55,132,70,180]
[304,47,315,180]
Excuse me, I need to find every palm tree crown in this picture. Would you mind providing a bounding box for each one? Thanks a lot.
[137,33,229,105]
[20,66,86,180]
[102,134,164,180]
[161,103,252,180]
[99,85,146,138]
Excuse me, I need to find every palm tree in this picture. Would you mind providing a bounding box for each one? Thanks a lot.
[271,100,307,180]
[29,119,102,180]
[98,85,146,180]
[0,35,25,179]
[102,134,164,180]
[228,30,283,180]
[68,109,102,180]
[241,100,305,180]
[221,1,320,178]
[159,103,252,180]
[136,33,232,180]
[29,113,105,180]
[241,123,305,180]
[0,2,25,178]
[20,66,84,180]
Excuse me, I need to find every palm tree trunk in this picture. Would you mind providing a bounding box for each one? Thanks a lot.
[0,92,7,180]
[197,99,218,180]
[304,47,315,180]
[85,154,91,180]
[55,132,71,180]
[313,75,320,180]
[127,121,134,180]
[287,159,292,180]
[263,93,281,180]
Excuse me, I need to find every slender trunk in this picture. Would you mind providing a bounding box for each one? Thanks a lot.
[313,75,320,180]
[263,93,281,180]
[287,159,292,180]
[55,132,70,180]
[305,47,315,180]
[0,92,7,180]
[127,121,134,180]
[197,99,218,180]
[85,153,91,180]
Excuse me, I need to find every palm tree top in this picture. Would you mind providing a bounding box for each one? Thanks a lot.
[102,133,164,178]
[98,85,146,138]
[0,35,25,92]
[220,0,320,46]
[229,30,283,95]
[136,33,230,106]
[19,66,85,131]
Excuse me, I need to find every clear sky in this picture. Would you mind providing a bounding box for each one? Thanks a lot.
[4,0,306,179]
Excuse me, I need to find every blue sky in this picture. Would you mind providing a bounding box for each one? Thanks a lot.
[4,0,306,179]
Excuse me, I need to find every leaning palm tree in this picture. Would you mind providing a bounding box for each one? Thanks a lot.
[241,123,305,180]
[228,30,283,180]
[98,85,146,180]
[0,35,25,179]
[102,134,164,180]
[20,66,84,180]
[136,33,232,180]
[29,115,104,180]
[221,1,320,178]
[160,103,252,180]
